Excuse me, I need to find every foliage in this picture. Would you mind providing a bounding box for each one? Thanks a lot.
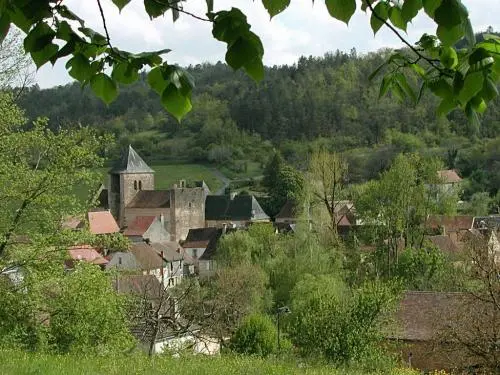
[459,191,491,215]
[229,313,278,357]
[288,274,399,365]
[91,232,130,255]
[0,349,423,375]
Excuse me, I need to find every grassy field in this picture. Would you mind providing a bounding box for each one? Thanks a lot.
[0,351,419,375]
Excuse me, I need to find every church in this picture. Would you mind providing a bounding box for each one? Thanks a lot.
[107,145,206,242]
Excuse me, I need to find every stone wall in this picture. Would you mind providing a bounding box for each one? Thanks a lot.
[171,187,205,241]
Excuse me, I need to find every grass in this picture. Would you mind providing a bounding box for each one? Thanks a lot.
[0,351,420,375]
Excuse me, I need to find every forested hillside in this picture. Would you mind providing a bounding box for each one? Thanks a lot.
[18,47,500,198]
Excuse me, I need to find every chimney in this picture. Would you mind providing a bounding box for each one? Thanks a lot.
[160,214,165,226]
[222,223,227,235]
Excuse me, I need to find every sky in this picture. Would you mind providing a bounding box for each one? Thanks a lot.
[36,0,499,88]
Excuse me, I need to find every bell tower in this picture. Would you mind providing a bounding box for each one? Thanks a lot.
[108,145,155,226]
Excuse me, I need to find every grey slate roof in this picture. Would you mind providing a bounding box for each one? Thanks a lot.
[205,195,269,221]
[110,145,154,174]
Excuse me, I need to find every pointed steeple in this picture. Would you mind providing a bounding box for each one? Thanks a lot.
[110,145,154,174]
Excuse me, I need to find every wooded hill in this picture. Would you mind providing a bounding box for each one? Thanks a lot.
[18,45,500,198]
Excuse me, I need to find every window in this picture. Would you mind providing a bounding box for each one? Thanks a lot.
[188,202,192,209]
[170,262,173,272]
[138,180,142,190]
[193,249,198,258]
[134,180,138,190]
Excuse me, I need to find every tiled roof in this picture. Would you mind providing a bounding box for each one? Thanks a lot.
[437,169,462,184]
[426,235,460,253]
[110,145,154,174]
[199,228,237,261]
[151,242,184,262]
[68,245,108,265]
[473,215,500,230]
[88,211,120,235]
[182,227,219,249]
[130,243,165,270]
[426,215,474,232]
[390,291,467,341]
[205,195,269,221]
[114,274,162,299]
[336,215,351,227]
[127,190,171,208]
[123,216,156,236]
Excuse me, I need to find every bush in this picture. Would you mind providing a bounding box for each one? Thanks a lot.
[229,313,277,357]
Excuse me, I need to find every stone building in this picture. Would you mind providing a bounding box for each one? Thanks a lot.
[108,145,205,241]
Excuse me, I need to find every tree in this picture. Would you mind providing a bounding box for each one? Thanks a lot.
[288,274,398,365]
[2,1,498,123]
[308,149,349,234]
[0,28,33,97]
[229,313,278,357]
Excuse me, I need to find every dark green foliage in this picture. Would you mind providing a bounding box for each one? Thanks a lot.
[229,313,278,357]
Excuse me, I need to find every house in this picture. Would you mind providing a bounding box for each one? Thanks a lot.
[473,215,500,231]
[108,145,205,241]
[66,245,108,269]
[205,194,269,228]
[387,291,491,372]
[87,210,120,235]
[426,215,474,243]
[437,169,462,189]
[182,227,236,278]
[275,200,299,224]
[123,215,171,243]
[129,242,184,288]
[105,251,140,271]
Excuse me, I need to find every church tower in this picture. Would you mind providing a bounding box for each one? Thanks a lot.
[108,145,155,227]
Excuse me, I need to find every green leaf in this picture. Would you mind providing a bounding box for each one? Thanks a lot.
[206,0,214,12]
[147,67,168,95]
[437,24,463,46]
[90,73,118,105]
[458,71,484,106]
[112,0,132,11]
[379,75,392,99]
[463,18,475,50]
[262,0,290,18]
[161,83,192,121]
[24,22,56,53]
[479,77,499,102]
[226,36,261,70]
[428,78,453,99]
[79,27,107,45]
[468,48,494,72]
[465,103,480,133]
[416,81,426,103]
[401,0,422,24]
[325,0,356,24]
[422,0,441,18]
[393,72,416,103]
[439,46,458,69]
[244,57,265,82]
[434,0,463,29]
[469,95,486,114]
[389,7,407,31]
[111,62,139,85]
[67,54,92,82]
[144,0,170,18]
[437,97,456,116]
[31,43,59,69]
[410,63,426,77]
[368,62,387,81]
[370,2,389,35]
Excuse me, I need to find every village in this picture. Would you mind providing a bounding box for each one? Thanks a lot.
[52,145,500,370]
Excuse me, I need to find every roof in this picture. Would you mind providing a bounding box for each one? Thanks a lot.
[426,235,461,254]
[182,227,219,248]
[336,214,352,227]
[151,242,184,262]
[105,252,140,270]
[205,195,269,221]
[68,245,108,265]
[390,291,467,341]
[275,200,299,220]
[88,211,120,235]
[127,190,171,209]
[473,215,500,230]
[114,274,163,299]
[130,243,165,270]
[110,145,154,174]
[123,216,156,236]
[61,216,84,230]
[199,228,237,261]
[437,169,462,184]
[426,215,474,232]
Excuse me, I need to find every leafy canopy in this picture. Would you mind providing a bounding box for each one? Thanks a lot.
[3,0,498,124]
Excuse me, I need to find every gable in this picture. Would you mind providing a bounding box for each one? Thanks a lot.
[88,211,120,235]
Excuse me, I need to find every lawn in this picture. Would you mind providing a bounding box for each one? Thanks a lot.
[0,351,419,375]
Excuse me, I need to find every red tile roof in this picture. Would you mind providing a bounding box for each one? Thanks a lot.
[123,216,156,236]
[426,235,461,253]
[88,211,119,235]
[426,215,474,232]
[68,245,108,265]
[437,169,462,184]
